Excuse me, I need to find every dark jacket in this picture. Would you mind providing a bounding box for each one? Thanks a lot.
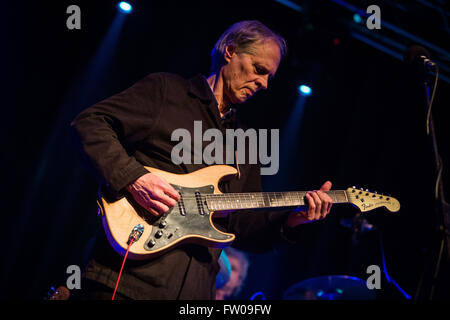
[71,72,300,299]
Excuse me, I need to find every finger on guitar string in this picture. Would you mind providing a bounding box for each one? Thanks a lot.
[309,191,323,220]
[160,180,181,201]
[141,198,169,216]
[305,193,316,220]
[152,190,178,207]
[316,190,332,219]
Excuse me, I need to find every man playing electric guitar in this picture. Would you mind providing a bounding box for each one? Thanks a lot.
[72,20,333,300]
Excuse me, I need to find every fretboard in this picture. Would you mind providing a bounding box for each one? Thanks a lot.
[205,190,349,211]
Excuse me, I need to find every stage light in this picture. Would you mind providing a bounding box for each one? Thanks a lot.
[118,2,132,14]
[353,13,362,23]
[298,85,312,96]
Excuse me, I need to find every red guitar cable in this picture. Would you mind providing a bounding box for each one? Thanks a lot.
[112,238,134,300]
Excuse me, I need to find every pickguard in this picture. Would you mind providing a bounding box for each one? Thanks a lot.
[142,184,233,251]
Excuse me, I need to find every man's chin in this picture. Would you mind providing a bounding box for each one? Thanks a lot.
[235,93,251,104]
[228,91,251,105]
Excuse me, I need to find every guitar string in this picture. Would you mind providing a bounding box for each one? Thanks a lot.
[175,190,384,202]
[163,191,350,209]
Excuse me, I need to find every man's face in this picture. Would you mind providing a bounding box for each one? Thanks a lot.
[222,39,281,104]
[215,255,245,300]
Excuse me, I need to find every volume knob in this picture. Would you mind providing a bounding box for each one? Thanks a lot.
[159,220,167,228]
[148,239,156,247]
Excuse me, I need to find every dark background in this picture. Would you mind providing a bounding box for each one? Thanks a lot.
[2,0,449,300]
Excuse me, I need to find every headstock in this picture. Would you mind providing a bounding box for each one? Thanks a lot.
[346,187,400,213]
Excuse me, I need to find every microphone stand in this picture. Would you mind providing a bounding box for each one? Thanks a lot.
[417,70,450,300]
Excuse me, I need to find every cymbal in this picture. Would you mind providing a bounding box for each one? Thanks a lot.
[283,275,376,300]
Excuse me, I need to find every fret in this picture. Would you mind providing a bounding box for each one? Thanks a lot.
[273,193,278,207]
[250,194,256,208]
[270,192,278,207]
[334,190,348,203]
[288,192,296,206]
[299,192,304,206]
[279,192,286,206]
[216,197,220,210]
[295,192,305,206]
[277,192,283,206]
[268,192,274,207]
[245,193,251,208]
[249,194,256,208]
[288,192,297,206]
[230,197,235,209]
[287,192,295,206]
[257,194,264,208]
[284,192,291,206]
[265,193,271,207]
[295,192,303,206]
[276,192,284,206]
[328,191,338,203]
[240,194,246,208]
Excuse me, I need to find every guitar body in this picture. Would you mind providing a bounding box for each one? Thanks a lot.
[99,165,238,260]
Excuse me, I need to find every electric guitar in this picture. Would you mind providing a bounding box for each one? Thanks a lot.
[97,165,400,260]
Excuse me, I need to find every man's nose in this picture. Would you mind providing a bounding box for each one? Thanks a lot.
[256,76,268,90]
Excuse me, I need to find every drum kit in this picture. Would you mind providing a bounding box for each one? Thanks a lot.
[282,275,376,300]
[282,213,377,300]
[236,213,377,300]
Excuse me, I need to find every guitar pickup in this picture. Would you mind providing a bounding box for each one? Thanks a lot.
[178,195,186,216]
[195,192,206,215]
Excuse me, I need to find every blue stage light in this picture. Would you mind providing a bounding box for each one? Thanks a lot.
[118,2,132,14]
[353,13,362,23]
[298,85,312,96]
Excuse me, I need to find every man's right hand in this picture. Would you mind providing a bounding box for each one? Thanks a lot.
[126,173,181,216]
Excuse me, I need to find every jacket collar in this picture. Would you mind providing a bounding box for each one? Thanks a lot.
[188,74,215,102]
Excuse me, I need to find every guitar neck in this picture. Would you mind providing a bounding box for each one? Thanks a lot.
[205,190,349,211]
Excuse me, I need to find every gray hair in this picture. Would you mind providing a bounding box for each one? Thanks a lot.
[210,20,287,74]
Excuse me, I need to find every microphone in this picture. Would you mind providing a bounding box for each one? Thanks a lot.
[404,45,437,71]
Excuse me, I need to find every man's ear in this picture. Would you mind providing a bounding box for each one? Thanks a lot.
[224,45,236,63]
